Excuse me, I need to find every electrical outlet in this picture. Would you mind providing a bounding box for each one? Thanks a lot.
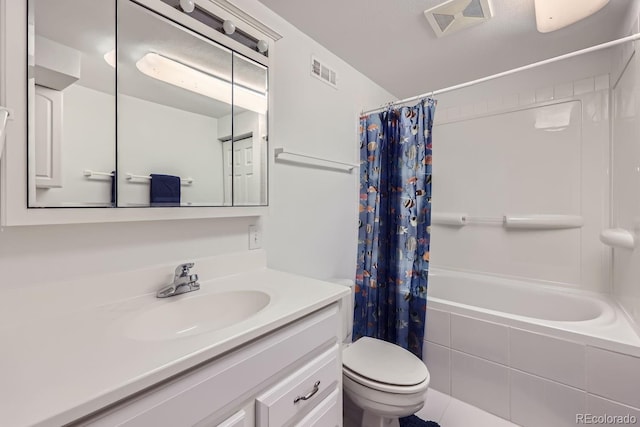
[249,225,261,250]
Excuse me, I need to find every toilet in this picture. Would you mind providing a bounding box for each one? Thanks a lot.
[332,279,430,427]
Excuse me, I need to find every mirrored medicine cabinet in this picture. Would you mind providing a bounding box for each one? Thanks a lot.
[18,0,270,219]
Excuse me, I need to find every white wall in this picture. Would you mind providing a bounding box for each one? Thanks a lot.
[0,0,392,291]
[118,94,223,206]
[611,2,640,331]
[431,52,612,293]
[229,0,394,281]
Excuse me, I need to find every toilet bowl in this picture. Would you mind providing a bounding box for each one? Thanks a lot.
[330,279,430,427]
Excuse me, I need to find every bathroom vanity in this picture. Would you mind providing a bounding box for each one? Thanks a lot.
[0,251,349,426]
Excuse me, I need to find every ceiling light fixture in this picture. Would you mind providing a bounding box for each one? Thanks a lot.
[256,40,268,53]
[179,0,195,13]
[135,52,267,114]
[104,49,116,68]
[534,0,610,33]
[222,20,236,35]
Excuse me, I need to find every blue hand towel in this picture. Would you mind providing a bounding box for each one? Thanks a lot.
[150,174,181,207]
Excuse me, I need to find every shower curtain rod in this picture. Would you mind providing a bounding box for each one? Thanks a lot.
[362,31,640,116]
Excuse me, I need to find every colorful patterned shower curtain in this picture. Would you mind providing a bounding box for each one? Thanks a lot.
[354,99,435,358]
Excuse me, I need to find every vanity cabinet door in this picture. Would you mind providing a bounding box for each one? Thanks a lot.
[293,388,340,427]
[255,345,340,427]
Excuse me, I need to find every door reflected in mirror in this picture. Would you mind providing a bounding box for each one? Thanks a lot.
[228,54,268,206]
[28,0,116,207]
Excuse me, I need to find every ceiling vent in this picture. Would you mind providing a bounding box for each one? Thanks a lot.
[424,0,493,38]
[311,56,337,88]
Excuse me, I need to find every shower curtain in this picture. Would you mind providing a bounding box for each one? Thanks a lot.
[354,99,435,358]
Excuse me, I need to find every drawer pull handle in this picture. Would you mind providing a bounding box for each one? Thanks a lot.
[293,381,321,404]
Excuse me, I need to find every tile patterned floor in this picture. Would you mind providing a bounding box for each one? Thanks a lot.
[415,389,520,427]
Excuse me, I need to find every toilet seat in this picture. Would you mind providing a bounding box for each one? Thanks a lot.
[343,366,429,394]
[342,337,430,394]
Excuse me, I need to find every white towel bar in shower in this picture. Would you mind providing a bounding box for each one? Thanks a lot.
[274,147,359,173]
[431,213,468,226]
[431,213,584,229]
[125,173,193,185]
[503,215,583,229]
[600,228,635,250]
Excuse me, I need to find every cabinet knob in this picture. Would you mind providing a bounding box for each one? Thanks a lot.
[293,381,321,404]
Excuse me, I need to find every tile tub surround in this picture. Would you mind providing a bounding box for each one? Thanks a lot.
[423,306,640,426]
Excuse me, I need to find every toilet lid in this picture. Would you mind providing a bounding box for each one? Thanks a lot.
[342,337,429,386]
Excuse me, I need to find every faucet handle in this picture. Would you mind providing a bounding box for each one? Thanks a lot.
[175,262,195,277]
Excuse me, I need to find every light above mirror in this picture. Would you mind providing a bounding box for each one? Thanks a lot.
[104,49,116,68]
[135,52,267,114]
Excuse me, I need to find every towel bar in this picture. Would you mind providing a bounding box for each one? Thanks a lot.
[126,173,193,185]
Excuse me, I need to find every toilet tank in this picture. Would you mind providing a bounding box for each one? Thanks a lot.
[328,278,355,344]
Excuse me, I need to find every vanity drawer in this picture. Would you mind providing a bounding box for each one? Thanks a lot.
[255,344,340,427]
[216,410,246,427]
[293,388,340,427]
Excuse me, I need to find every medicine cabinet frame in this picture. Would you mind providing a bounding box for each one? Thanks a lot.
[0,0,279,226]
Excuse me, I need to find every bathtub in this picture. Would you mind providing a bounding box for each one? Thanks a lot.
[423,268,640,423]
[427,268,640,353]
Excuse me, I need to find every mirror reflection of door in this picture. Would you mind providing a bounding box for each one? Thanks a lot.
[28,0,116,207]
[232,54,268,206]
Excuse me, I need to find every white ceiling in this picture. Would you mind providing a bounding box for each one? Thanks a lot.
[257,0,632,99]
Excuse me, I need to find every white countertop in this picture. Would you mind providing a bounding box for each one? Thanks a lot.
[0,260,349,427]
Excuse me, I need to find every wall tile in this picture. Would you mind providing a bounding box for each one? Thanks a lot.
[573,77,595,95]
[594,74,610,91]
[586,394,640,426]
[450,315,508,364]
[587,347,640,408]
[511,370,586,427]
[510,328,585,389]
[424,341,451,394]
[554,82,574,99]
[487,96,502,112]
[502,93,518,109]
[461,104,475,118]
[447,106,461,121]
[473,101,488,115]
[451,351,510,419]
[535,86,554,103]
[425,307,450,347]
[518,90,536,106]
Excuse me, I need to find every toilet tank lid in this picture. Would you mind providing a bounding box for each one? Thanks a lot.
[342,337,429,386]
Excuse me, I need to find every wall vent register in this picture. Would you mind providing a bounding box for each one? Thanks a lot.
[311,56,337,88]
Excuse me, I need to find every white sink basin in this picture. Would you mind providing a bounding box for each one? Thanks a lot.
[125,290,271,341]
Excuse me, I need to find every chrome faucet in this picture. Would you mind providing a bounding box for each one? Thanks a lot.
[156,262,200,298]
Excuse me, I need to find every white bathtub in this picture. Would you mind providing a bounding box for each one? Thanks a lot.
[423,268,640,423]
[427,268,640,355]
